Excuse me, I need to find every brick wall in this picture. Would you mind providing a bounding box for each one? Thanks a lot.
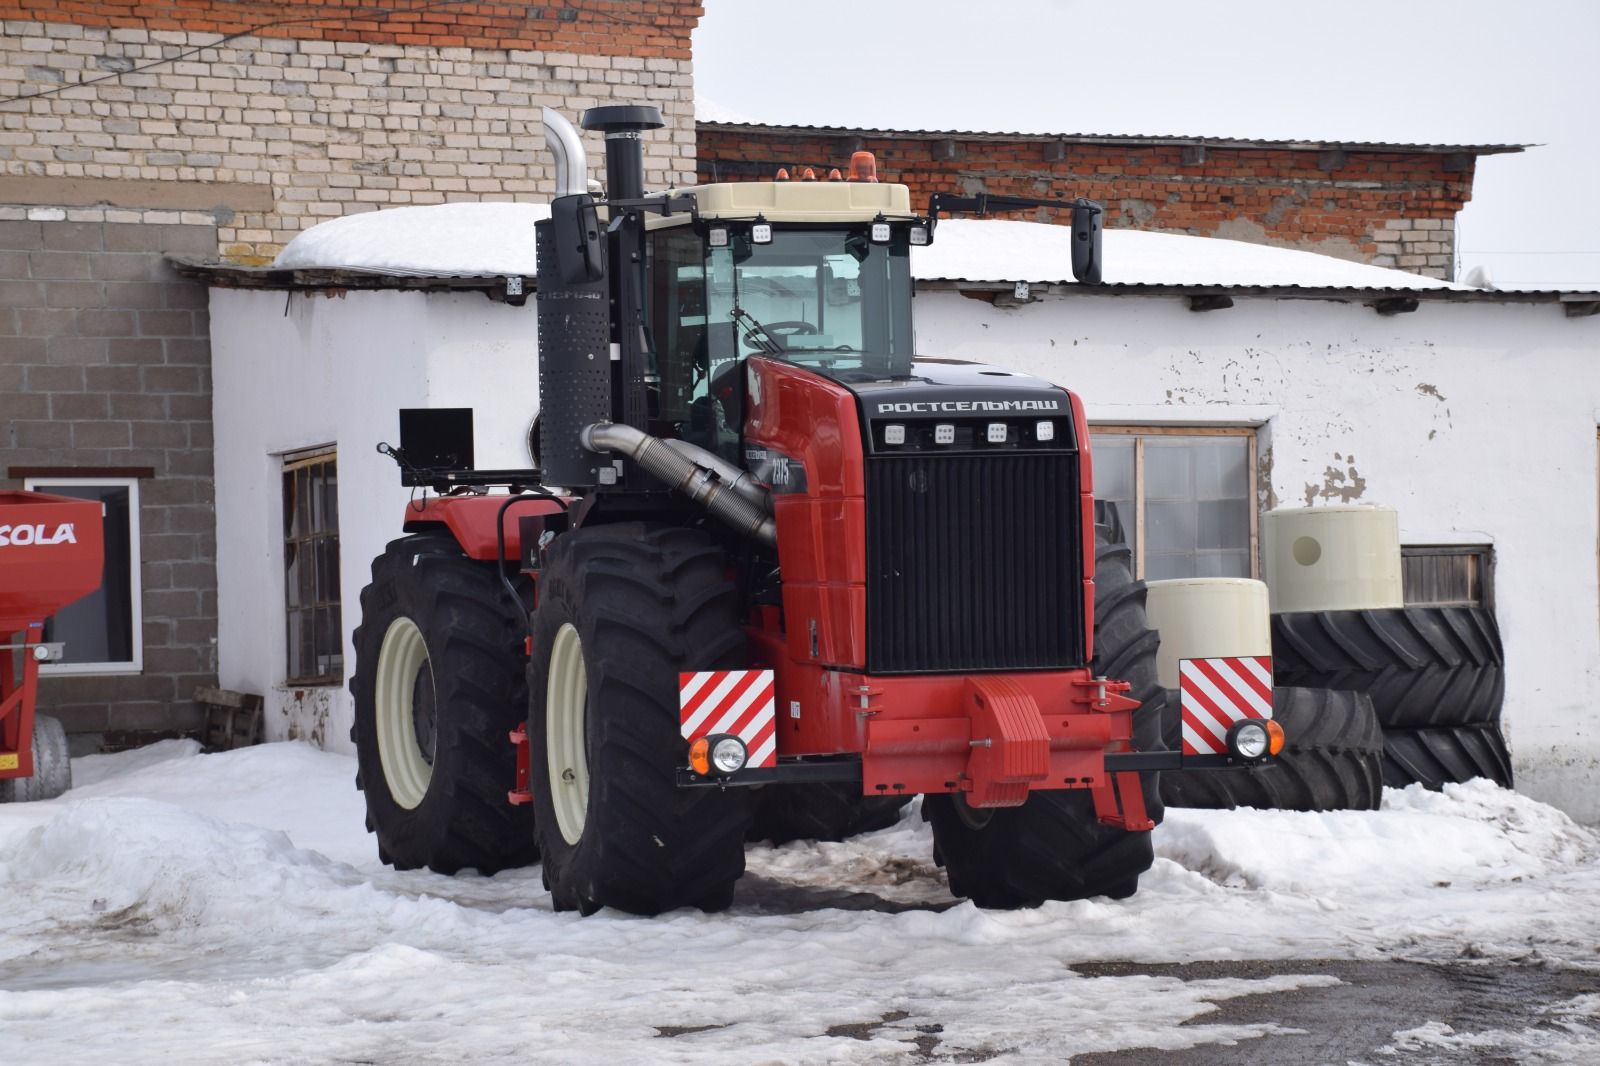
[2,4,701,262]
[1,215,218,743]
[698,127,1484,279]
[1,0,700,57]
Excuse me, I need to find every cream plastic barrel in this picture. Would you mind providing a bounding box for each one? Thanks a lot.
[1143,578,1272,691]
[1261,505,1403,614]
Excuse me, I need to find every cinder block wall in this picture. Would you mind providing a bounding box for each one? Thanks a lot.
[1,214,218,743]
[698,126,1479,279]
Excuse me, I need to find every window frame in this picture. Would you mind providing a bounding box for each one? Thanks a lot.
[22,475,144,676]
[281,447,343,687]
[1402,544,1495,611]
[1089,425,1260,580]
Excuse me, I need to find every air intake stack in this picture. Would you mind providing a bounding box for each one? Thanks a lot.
[580,105,664,201]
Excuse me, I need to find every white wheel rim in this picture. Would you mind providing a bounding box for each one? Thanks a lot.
[546,622,590,846]
[375,616,434,810]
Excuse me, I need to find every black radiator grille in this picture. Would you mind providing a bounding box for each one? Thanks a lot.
[865,453,1085,674]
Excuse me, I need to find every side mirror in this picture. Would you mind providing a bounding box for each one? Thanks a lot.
[1071,199,1103,285]
[550,193,605,284]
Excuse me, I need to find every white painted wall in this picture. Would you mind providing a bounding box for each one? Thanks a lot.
[208,283,1600,821]
[209,288,538,752]
[916,290,1600,822]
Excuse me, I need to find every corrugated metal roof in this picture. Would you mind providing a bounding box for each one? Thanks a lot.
[696,120,1529,157]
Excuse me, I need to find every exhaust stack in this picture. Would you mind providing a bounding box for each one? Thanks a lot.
[542,106,587,198]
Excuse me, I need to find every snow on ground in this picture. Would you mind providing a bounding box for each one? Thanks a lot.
[2,742,1598,1064]
[272,200,1463,291]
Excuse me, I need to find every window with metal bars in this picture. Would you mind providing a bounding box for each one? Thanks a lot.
[282,450,342,685]
[1090,427,1258,580]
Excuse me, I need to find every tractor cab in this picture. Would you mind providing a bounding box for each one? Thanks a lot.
[640,179,918,460]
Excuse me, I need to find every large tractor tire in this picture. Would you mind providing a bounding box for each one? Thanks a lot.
[527,523,753,915]
[1270,606,1503,729]
[747,784,912,845]
[1161,686,1384,812]
[0,713,71,802]
[925,527,1164,908]
[350,532,537,875]
[1381,723,1514,791]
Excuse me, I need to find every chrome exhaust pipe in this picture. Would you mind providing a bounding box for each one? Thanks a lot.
[542,106,587,198]
[581,423,777,547]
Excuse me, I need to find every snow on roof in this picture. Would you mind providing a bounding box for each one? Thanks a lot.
[273,201,1466,292]
[920,218,1465,291]
[274,201,549,277]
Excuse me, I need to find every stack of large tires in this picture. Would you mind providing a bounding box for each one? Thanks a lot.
[1271,606,1511,791]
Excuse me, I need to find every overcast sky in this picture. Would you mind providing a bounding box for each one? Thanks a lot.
[693,0,1600,289]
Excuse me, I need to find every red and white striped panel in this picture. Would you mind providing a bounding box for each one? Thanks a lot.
[678,670,777,768]
[1178,656,1274,756]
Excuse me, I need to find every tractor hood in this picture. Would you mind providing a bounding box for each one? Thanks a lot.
[827,358,1078,455]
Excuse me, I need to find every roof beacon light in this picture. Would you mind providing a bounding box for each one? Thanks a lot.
[828,167,843,181]
[848,151,878,182]
[800,167,817,182]
[934,424,956,445]
[752,216,772,244]
[775,167,791,181]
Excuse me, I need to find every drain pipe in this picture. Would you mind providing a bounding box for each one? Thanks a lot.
[581,423,776,547]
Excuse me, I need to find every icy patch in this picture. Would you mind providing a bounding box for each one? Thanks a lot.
[1381,992,1600,1062]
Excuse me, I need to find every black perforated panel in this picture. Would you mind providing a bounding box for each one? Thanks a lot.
[535,219,613,487]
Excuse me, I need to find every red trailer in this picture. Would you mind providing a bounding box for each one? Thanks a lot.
[0,490,104,802]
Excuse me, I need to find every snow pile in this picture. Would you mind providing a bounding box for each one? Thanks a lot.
[272,201,1459,291]
[1,743,1598,1063]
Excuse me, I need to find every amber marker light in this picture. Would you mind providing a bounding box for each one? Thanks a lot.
[688,736,712,776]
[1266,719,1286,756]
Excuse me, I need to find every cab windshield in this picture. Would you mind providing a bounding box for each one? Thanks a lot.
[647,223,914,428]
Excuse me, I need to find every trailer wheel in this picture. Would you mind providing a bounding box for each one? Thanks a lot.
[1381,722,1513,791]
[350,532,537,874]
[746,784,912,845]
[1270,606,1503,729]
[527,523,752,916]
[926,527,1164,908]
[1160,686,1384,812]
[0,713,72,802]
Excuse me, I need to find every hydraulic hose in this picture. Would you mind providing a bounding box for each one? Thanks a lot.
[580,423,777,547]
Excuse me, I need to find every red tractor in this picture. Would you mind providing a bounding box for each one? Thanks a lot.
[350,105,1280,913]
